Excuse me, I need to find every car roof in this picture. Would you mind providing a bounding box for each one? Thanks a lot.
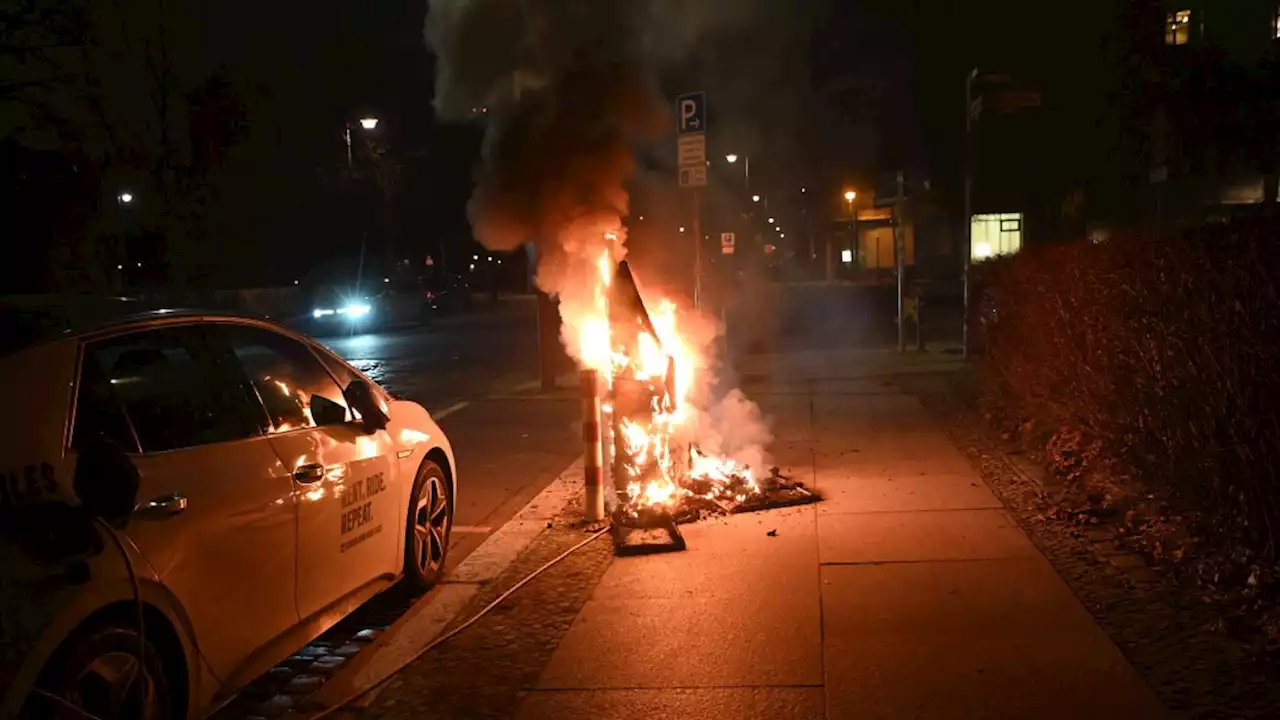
[0,296,287,357]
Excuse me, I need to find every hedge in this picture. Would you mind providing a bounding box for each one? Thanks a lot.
[975,217,1280,556]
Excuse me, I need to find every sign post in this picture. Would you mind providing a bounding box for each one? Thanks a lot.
[891,170,907,354]
[720,232,735,255]
[677,92,707,309]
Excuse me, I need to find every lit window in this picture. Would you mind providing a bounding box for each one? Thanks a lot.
[970,213,1023,261]
[1274,7,1280,39]
[1165,10,1191,46]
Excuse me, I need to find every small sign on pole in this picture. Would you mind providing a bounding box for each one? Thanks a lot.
[677,134,707,167]
[680,166,707,188]
[721,232,735,255]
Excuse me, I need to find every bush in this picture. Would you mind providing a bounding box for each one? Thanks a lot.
[976,217,1280,557]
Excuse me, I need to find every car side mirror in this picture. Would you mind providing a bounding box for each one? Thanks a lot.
[343,379,390,432]
[73,433,141,530]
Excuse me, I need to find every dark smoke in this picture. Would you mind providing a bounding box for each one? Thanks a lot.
[425,0,776,474]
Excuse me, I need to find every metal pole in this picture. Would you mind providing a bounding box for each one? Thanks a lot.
[962,68,977,360]
[344,124,353,172]
[537,289,558,390]
[895,170,906,353]
[580,369,605,522]
[693,187,703,309]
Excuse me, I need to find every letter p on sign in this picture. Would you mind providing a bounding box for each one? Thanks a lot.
[676,92,705,135]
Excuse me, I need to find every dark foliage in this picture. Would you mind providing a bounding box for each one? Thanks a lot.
[975,217,1280,560]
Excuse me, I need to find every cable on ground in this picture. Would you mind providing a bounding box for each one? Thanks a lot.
[303,526,609,720]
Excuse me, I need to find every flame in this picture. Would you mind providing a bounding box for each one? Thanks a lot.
[558,231,765,514]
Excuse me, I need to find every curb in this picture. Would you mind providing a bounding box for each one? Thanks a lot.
[957,413,1166,588]
[309,456,586,710]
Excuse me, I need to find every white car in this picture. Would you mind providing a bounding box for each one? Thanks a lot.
[0,305,456,719]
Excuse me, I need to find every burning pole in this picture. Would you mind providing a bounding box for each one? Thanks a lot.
[580,367,606,522]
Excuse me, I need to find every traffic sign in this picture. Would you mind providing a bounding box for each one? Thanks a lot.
[679,165,707,188]
[677,92,706,135]
[677,134,706,167]
[720,232,735,254]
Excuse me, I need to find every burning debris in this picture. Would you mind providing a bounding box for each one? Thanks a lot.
[592,260,819,554]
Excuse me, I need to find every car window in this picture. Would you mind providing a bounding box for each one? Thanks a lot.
[222,325,351,432]
[83,327,263,453]
[72,348,140,453]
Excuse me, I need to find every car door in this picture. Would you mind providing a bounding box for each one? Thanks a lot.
[74,324,299,681]
[214,323,401,621]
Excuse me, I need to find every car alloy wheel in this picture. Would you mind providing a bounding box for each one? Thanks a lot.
[68,649,160,720]
[413,472,450,576]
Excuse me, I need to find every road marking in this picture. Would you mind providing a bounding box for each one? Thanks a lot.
[451,525,492,534]
[431,401,469,420]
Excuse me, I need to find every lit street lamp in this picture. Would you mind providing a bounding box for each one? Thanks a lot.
[118,192,133,204]
[345,116,379,172]
[725,152,750,193]
[767,217,775,224]
[843,190,857,217]
[344,115,380,295]
[752,194,761,203]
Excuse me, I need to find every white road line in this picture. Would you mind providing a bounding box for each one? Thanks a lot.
[450,525,492,534]
[431,401,470,420]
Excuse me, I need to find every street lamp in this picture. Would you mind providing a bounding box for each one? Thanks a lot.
[752,194,761,203]
[768,217,775,224]
[843,190,857,217]
[118,191,133,204]
[725,153,750,192]
[345,116,380,172]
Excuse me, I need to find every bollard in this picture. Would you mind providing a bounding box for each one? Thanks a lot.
[580,368,606,522]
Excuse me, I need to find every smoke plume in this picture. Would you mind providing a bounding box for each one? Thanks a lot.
[425,0,773,471]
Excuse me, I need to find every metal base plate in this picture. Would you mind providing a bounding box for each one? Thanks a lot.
[610,510,687,556]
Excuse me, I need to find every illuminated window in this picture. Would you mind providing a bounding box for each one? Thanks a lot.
[1274,7,1280,39]
[1165,10,1191,45]
[970,213,1023,261]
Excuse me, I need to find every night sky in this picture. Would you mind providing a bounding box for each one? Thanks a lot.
[3,0,1124,293]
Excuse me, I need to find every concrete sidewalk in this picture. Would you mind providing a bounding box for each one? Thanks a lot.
[515,350,1167,719]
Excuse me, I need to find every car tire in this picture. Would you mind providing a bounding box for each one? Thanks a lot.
[27,624,175,720]
[400,460,452,592]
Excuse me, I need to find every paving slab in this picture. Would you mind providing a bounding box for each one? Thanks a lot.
[592,507,817,601]
[815,474,1002,514]
[536,591,823,689]
[516,687,825,720]
[821,560,1167,719]
[813,455,977,477]
[818,508,1038,564]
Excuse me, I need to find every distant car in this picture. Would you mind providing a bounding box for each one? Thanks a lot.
[307,287,381,333]
[0,302,457,720]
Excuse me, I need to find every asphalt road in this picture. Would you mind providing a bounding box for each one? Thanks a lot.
[311,296,582,571]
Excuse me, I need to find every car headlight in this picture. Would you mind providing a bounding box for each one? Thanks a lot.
[313,308,336,318]
[340,303,372,318]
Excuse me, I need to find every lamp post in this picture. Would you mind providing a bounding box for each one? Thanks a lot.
[344,116,379,295]
[963,68,977,360]
[725,153,750,194]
